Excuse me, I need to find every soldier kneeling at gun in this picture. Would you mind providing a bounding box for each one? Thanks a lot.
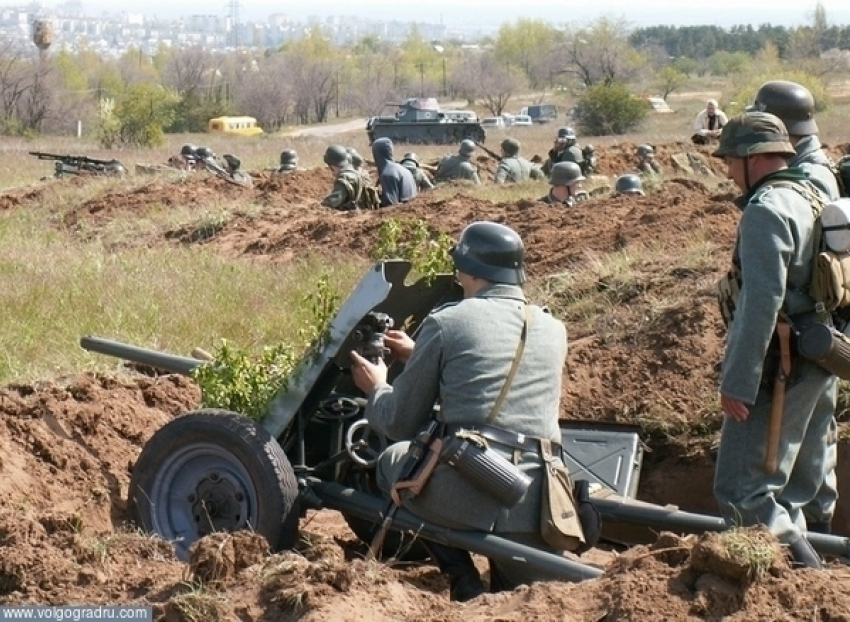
[350,222,599,601]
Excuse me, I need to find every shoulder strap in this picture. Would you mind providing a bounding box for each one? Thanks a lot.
[487,303,533,424]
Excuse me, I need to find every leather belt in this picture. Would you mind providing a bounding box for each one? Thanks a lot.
[444,422,560,455]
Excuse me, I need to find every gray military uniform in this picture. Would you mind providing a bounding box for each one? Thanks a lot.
[321,167,364,210]
[791,134,841,530]
[542,144,583,176]
[406,166,434,191]
[539,191,590,206]
[495,157,545,184]
[229,169,253,188]
[435,154,481,185]
[714,170,838,545]
[637,160,663,176]
[366,284,568,582]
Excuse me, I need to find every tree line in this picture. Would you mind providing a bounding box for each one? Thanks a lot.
[0,3,847,145]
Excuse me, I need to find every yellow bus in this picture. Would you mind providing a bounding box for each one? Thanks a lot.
[207,116,264,136]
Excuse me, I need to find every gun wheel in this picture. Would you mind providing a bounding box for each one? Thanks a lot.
[129,409,299,560]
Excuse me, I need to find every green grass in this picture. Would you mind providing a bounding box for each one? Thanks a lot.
[0,207,366,382]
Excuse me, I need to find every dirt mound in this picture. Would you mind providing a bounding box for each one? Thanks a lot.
[3,139,850,617]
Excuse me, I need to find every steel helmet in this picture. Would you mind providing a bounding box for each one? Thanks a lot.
[400,152,420,167]
[549,161,585,186]
[615,174,645,196]
[279,149,298,170]
[195,147,214,160]
[749,80,818,136]
[324,145,350,167]
[452,221,526,285]
[223,154,241,169]
[180,144,197,157]
[500,138,520,157]
[637,145,655,157]
[346,147,364,168]
[712,111,796,159]
[459,139,476,157]
[557,127,576,140]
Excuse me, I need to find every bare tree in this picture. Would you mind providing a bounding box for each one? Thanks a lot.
[477,53,525,116]
[350,53,398,116]
[232,54,294,131]
[558,18,644,88]
[162,45,223,99]
[287,50,340,124]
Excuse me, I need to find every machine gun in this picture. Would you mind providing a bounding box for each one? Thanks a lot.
[29,152,127,179]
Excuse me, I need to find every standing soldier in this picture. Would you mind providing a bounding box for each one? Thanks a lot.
[222,154,253,188]
[712,111,834,569]
[614,174,646,197]
[400,152,435,191]
[636,145,663,176]
[321,145,374,211]
[434,139,481,185]
[274,149,299,175]
[539,162,589,206]
[542,127,583,176]
[494,138,544,184]
[748,80,841,536]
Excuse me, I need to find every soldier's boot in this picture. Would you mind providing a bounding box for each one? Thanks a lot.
[807,521,832,535]
[788,536,823,569]
[422,541,485,602]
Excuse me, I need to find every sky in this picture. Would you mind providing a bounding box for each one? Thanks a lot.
[6,0,850,30]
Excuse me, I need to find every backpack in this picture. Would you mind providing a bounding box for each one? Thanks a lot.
[834,155,850,198]
[338,170,381,210]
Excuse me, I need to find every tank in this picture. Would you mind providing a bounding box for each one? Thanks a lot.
[366,98,486,145]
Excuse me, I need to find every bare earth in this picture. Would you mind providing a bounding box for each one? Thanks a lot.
[3,141,850,621]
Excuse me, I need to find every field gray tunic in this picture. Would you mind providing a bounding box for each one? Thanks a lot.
[714,168,837,544]
[435,154,481,185]
[365,283,567,536]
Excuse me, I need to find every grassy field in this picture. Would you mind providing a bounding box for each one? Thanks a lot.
[1,84,849,384]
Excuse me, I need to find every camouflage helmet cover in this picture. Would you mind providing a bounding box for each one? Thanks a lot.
[712,111,796,159]
[223,154,241,169]
[346,147,364,168]
[637,144,655,157]
[452,221,526,285]
[500,138,520,156]
[615,173,645,196]
[748,80,818,136]
[400,152,420,166]
[279,149,298,170]
[324,144,351,167]
[549,161,585,186]
[459,139,476,157]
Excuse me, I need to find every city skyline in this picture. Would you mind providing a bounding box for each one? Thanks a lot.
[4,0,850,30]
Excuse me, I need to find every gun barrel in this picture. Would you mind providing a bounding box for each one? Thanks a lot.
[79,335,207,376]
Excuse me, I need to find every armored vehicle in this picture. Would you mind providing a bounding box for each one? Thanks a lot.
[80,261,850,579]
[366,98,486,145]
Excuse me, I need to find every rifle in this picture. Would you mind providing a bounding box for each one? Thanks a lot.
[473,141,502,162]
[188,155,251,188]
[29,152,127,178]
[369,419,444,558]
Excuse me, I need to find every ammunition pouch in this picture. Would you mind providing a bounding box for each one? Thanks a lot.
[811,251,850,312]
[717,265,742,327]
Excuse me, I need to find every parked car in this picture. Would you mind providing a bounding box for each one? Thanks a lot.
[511,114,533,127]
[480,117,506,129]
[519,104,559,123]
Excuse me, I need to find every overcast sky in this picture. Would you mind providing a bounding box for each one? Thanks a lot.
[6,0,850,29]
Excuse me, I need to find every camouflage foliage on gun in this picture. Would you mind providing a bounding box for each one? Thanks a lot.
[29,151,127,178]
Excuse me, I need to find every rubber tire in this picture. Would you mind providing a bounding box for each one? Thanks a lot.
[129,409,299,560]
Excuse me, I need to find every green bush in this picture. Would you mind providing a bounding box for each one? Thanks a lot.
[372,218,454,281]
[572,83,649,136]
[727,71,830,116]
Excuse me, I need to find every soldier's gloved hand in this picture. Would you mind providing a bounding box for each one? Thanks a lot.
[384,330,415,363]
[350,351,387,394]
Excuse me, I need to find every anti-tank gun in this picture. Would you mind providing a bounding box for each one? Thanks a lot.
[78,260,850,578]
[29,151,127,179]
